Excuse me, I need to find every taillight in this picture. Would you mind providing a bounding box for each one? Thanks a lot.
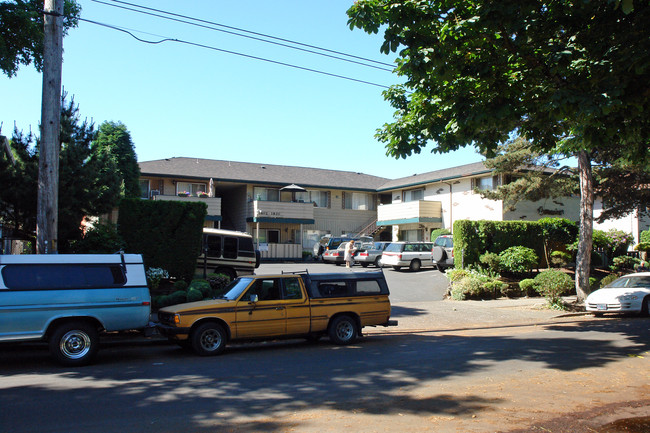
[359,252,368,257]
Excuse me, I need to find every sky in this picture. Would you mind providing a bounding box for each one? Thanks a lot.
[0,0,484,180]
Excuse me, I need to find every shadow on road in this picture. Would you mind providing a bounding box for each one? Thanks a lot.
[0,317,648,432]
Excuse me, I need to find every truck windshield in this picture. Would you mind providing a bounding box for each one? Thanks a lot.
[222,277,253,300]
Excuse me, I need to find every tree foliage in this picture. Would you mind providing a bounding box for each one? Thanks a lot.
[348,0,650,301]
[0,95,136,250]
[94,121,141,198]
[0,0,80,77]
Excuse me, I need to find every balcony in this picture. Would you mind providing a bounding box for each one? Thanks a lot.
[247,200,315,224]
[153,195,222,220]
[377,200,442,226]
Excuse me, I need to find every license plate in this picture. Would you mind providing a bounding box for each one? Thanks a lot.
[597,304,608,311]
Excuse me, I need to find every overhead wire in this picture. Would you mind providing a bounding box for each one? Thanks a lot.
[78,18,393,89]
[90,0,395,71]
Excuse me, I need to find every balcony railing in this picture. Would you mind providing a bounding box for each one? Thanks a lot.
[153,195,222,217]
[247,200,315,223]
[377,200,442,225]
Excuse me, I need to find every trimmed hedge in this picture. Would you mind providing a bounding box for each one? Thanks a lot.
[118,198,207,281]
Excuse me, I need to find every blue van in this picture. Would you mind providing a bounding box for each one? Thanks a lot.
[0,253,151,366]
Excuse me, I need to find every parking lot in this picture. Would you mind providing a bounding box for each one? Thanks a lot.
[257,260,450,303]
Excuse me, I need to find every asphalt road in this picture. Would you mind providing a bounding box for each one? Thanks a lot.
[0,264,648,433]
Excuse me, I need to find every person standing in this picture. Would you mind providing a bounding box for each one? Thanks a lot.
[344,240,356,268]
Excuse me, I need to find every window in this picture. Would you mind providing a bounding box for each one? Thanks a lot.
[2,264,126,290]
[356,280,382,294]
[254,187,280,201]
[245,279,281,301]
[309,190,329,208]
[223,237,238,259]
[344,192,375,210]
[472,175,500,191]
[267,229,280,243]
[403,188,424,202]
[177,182,206,196]
[401,230,423,242]
[205,235,222,257]
[139,180,149,199]
[283,278,303,299]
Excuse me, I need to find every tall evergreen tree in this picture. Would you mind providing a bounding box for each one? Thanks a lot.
[94,121,141,198]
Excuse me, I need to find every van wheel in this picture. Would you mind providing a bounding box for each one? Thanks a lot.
[215,268,236,282]
[49,322,99,366]
[409,260,421,272]
[328,315,358,345]
[191,322,227,356]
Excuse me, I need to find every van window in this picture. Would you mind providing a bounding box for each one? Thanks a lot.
[2,264,126,291]
[206,235,222,257]
[223,237,238,259]
[239,237,254,253]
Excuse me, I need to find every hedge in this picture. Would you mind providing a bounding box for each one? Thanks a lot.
[118,198,207,281]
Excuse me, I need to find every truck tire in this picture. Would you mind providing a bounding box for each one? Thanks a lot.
[48,321,99,366]
[432,246,447,262]
[409,260,421,272]
[191,322,227,356]
[328,315,358,345]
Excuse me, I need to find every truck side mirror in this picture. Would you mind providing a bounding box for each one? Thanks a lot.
[249,294,259,303]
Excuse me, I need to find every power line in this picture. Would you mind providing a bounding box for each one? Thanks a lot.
[91,0,395,71]
[79,18,393,90]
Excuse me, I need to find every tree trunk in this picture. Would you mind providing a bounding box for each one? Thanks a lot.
[575,151,594,302]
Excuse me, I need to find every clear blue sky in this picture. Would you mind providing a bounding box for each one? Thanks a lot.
[0,0,484,179]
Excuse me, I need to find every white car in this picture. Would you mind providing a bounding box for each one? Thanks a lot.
[586,272,650,316]
[380,241,434,272]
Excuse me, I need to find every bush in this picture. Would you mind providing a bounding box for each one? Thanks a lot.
[640,230,650,244]
[69,221,125,253]
[187,288,203,302]
[168,290,188,305]
[610,256,640,272]
[634,242,650,253]
[446,268,470,283]
[599,273,619,288]
[479,252,501,274]
[431,228,451,240]
[550,251,572,268]
[519,279,537,297]
[207,273,231,297]
[189,279,212,298]
[534,270,573,308]
[146,267,169,290]
[449,272,503,300]
[499,246,539,274]
[173,280,189,292]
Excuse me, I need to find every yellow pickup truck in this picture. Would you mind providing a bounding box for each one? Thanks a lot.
[156,271,397,355]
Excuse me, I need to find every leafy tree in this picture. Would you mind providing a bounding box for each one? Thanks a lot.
[347,0,650,301]
[0,95,124,249]
[0,0,80,77]
[94,121,141,198]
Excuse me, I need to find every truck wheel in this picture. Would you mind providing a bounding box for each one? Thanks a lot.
[392,266,402,271]
[409,260,421,272]
[191,322,227,356]
[328,315,358,345]
[49,321,99,366]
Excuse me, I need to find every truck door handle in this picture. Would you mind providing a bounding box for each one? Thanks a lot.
[275,307,285,311]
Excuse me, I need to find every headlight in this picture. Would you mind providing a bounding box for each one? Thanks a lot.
[617,295,638,301]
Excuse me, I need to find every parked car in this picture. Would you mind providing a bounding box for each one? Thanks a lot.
[320,236,373,264]
[0,253,152,366]
[157,271,397,355]
[355,241,391,267]
[432,235,454,271]
[380,241,435,271]
[322,242,347,265]
[586,272,650,316]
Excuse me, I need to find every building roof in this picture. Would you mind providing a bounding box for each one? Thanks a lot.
[139,157,389,191]
[377,161,491,191]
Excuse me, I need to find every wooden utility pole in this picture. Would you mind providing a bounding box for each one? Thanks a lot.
[37,0,64,254]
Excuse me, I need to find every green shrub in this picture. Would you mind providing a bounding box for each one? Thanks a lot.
[610,256,640,272]
[519,278,537,297]
[431,228,451,240]
[446,269,470,283]
[599,273,619,288]
[449,273,502,300]
[479,252,501,274]
[168,290,188,305]
[189,279,212,298]
[69,221,125,253]
[499,246,539,274]
[534,270,573,307]
[550,251,572,268]
[640,230,650,244]
[500,282,523,298]
[633,242,650,252]
[173,280,189,292]
[187,288,203,302]
[146,267,169,290]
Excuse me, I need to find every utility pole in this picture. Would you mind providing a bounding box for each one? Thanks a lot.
[37,0,64,254]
